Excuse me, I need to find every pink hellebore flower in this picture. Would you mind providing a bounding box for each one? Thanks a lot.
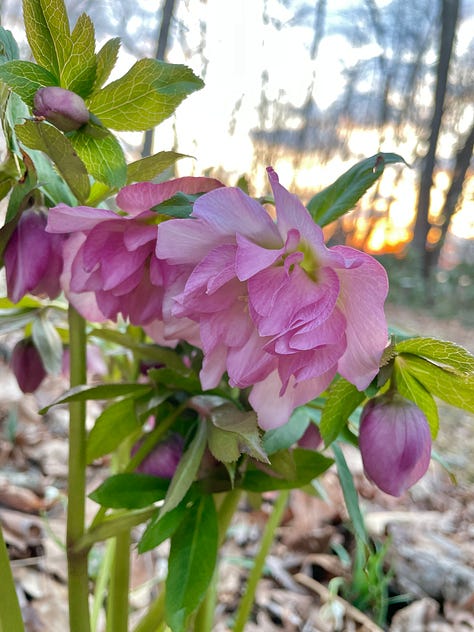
[4,209,64,303]
[46,177,223,338]
[157,167,389,429]
[359,394,432,497]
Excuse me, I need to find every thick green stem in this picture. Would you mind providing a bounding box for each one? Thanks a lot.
[232,489,290,632]
[0,526,25,632]
[67,307,91,632]
[106,531,131,632]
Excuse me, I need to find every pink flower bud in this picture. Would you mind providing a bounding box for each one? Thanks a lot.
[298,422,323,450]
[133,433,184,479]
[359,394,432,497]
[4,209,64,303]
[10,338,47,393]
[33,87,89,132]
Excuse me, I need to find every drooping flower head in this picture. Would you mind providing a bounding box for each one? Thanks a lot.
[11,338,47,393]
[133,433,184,479]
[157,168,389,429]
[46,177,223,341]
[358,394,432,496]
[4,209,65,303]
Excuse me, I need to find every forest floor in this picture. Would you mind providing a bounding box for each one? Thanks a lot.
[1,301,473,632]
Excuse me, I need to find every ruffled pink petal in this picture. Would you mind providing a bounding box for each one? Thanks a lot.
[116,177,224,214]
[200,343,228,390]
[122,220,157,250]
[46,204,118,233]
[226,329,276,389]
[235,233,285,281]
[332,245,389,389]
[157,217,224,265]
[193,186,282,246]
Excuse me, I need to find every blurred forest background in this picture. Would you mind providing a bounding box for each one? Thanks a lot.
[1,0,473,325]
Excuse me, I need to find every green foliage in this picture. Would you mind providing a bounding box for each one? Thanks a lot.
[138,499,189,553]
[263,404,319,454]
[0,61,57,105]
[0,27,20,63]
[92,37,120,92]
[0,305,40,334]
[126,151,189,184]
[207,404,268,464]
[306,153,406,227]
[320,378,365,447]
[39,382,153,413]
[332,443,368,545]
[151,192,200,219]
[392,360,439,437]
[89,472,169,509]
[61,13,96,97]
[31,312,62,374]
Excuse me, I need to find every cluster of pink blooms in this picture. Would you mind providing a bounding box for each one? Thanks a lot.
[4,168,432,495]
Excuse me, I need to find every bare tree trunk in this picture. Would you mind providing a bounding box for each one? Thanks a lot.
[142,0,177,158]
[412,0,459,277]
[430,121,474,267]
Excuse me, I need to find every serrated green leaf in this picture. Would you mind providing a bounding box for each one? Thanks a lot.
[208,404,268,463]
[31,314,62,374]
[0,307,40,334]
[87,59,204,132]
[160,421,207,518]
[393,358,439,437]
[138,498,189,553]
[89,472,169,509]
[68,126,126,188]
[39,382,153,413]
[165,495,218,632]
[87,396,141,463]
[0,27,20,62]
[0,60,57,105]
[396,337,474,377]
[5,163,38,223]
[148,366,202,393]
[22,0,60,78]
[306,153,406,227]
[399,354,474,413]
[126,151,189,184]
[92,37,120,92]
[37,0,71,69]
[320,378,366,447]
[15,120,90,201]
[240,448,333,492]
[61,13,96,97]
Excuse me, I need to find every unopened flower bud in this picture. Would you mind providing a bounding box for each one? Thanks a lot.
[33,87,89,132]
[298,422,322,450]
[11,338,46,393]
[359,394,432,497]
[133,433,184,479]
[4,209,64,303]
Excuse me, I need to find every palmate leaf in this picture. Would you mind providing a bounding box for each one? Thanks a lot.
[22,0,62,78]
[60,13,97,98]
[395,337,474,377]
[306,152,406,227]
[87,58,204,132]
[15,120,90,201]
[92,37,120,93]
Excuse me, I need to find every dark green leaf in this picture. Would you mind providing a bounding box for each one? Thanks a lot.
[0,60,57,105]
[126,151,190,184]
[148,366,202,393]
[160,421,207,517]
[208,404,268,463]
[263,405,320,454]
[5,161,37,223]
[240,448,333,492]
[61,13,96,98]
[0,27,20,62]
[306,153,406,227]
[89,473,169,509]
[31,314,62,374]
[150,192,199,219]
[396,337,474,377]
[15,120,90,202]
[320,378,365,447]
[93,37,121,92]
[68,126,126,188]
[87,59,204,132]
[39,382,153,413]
[332,443,368,545]
[166,495,218,632]
[87,396,141,463]
[393,358,439,438]
[138,498,189,553]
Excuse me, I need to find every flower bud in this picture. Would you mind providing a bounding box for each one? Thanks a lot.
[11,338,47,393]
[359,394,432,497]
[133,433,184,479]
[4,209,64,303]
[297,422,322,450]
[33,87,89,132]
